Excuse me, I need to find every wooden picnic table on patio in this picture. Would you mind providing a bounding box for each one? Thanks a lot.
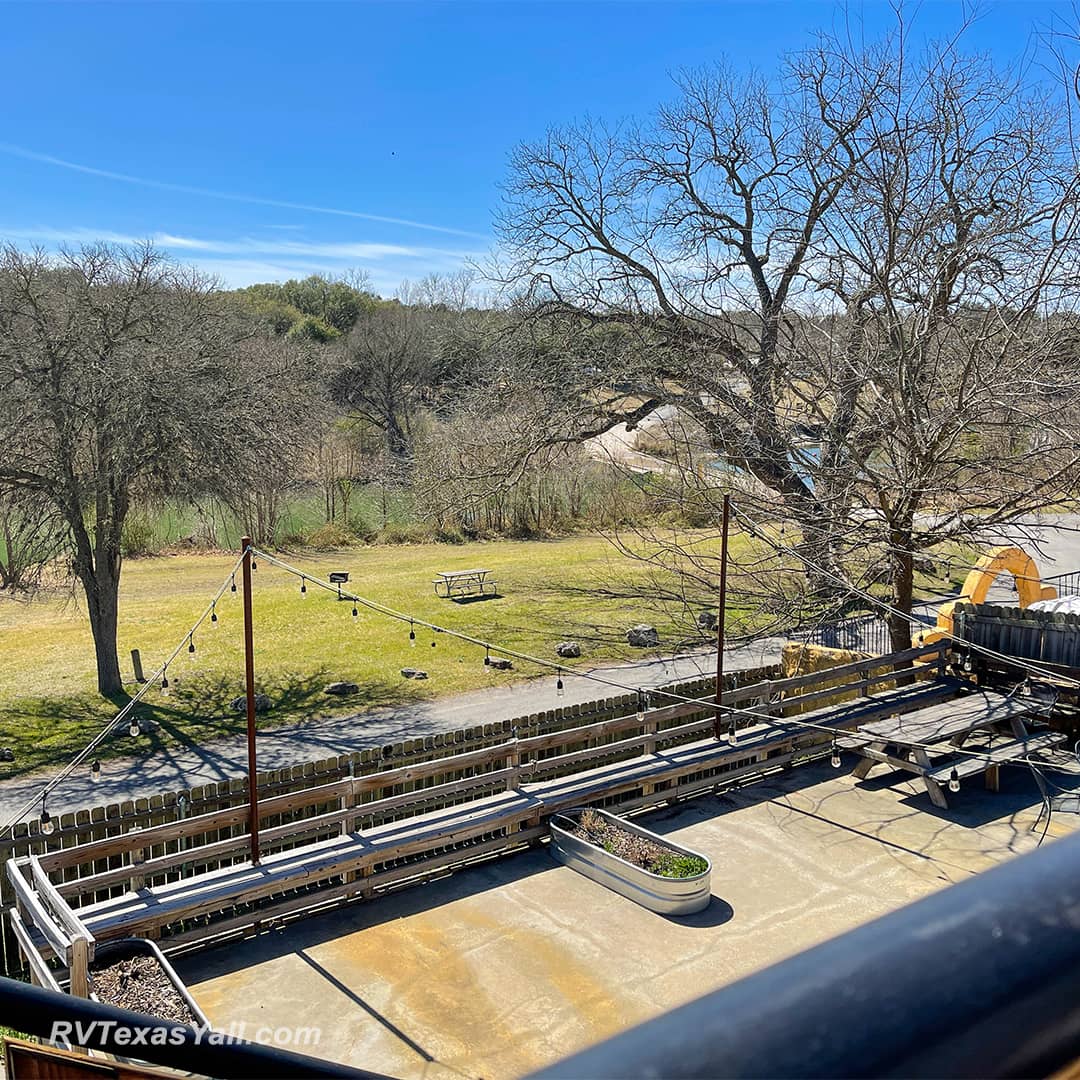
[840,686,1066,809]
[433,568,498,599]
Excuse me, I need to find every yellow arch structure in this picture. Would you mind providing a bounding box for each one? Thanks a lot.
[920,546,1057,644]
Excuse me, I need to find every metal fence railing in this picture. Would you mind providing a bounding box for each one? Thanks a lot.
[797,569,1080,657]
[1045,570,1080,598]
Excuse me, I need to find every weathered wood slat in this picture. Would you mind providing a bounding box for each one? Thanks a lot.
[29,857,94,958]
[924,732,1066,782]
[7,908,62,992]
[857,692,1038,746]
[5,860,71,961]
[56,766,521,899]
[645,643,946,724]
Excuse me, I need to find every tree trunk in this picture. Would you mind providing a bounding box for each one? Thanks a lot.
[80,562,124,696]
[888,548,915,654]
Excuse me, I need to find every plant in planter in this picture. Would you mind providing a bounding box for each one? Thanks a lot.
[549,806,712,914]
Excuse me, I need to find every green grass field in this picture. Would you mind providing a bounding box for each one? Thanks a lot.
[0,535,757,776]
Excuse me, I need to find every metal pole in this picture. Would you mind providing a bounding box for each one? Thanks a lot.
[240,535,260,866]
[714,494,730,741]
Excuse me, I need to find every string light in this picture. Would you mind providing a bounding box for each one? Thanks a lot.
[948,767,961,794]
[39,797,55,836]
[188,635,195,654]
[636,690,646,723]
[161,670,170,694]
[727,716,738,744]
[90,760,101,782]
[251,557,257,571]
[409,622,417,647]
[484,646,491,666]
[557,671,565,698]
[129,717,141,738]
[230,575,237,593]
[830,737,842,769]
[211,603,218,624]
[300,577,307,597]
[352,604,359,620]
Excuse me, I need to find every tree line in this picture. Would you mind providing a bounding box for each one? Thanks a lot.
[4,15,1080,695]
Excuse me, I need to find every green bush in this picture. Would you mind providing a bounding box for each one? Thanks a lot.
[651,853,709,879]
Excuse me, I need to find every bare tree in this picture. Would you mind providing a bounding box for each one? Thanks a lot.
[0,244,313,695]
[496,22,1080,648]
[328,287,469,461]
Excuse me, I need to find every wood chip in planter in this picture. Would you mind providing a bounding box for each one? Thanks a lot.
[91,955,199,1027]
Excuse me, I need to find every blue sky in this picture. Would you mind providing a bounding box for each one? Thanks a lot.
[0,1,1072,295]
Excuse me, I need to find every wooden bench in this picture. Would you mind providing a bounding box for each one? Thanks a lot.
[924,731,1067,787]
[78,789,542,944]
[433,569,497,599]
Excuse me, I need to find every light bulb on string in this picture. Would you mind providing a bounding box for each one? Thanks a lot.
[251,558,257,571]
[188,635,196,654]
[830,738,842,769]
[90,760,101,782]
[636,690,647,724]
[948,767,961,794]
[211,603,218,625]
[352,605,359,620]
[556,671,565,698]
[409,622,417,647]
[727,716,738,744]
[300,577,307,597]
[230,575,237,593]
[129,717,141,738]
[39,798,55,837]
[484,646,491,667]
[161,670,170,695]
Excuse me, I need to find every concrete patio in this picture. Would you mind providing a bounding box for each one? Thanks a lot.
[175,756,1080,1080]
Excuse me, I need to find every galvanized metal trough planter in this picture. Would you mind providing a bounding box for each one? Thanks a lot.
[549,807,712,915]
[89,938,210,1028]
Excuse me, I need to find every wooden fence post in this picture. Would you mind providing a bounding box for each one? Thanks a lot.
[68,936,89,999]
[128,828,145,893]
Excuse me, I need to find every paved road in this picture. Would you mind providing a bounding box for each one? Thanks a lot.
[0,639,784,821]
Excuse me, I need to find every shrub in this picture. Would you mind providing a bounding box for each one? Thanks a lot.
[306,522,357,550]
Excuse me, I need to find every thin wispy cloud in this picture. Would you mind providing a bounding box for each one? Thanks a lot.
[0,142,489,241]
[0,225,479,292]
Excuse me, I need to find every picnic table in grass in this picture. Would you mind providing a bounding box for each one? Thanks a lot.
[433,568,498,599]
[839,685,1066,809]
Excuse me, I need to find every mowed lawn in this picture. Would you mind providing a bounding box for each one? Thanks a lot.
[0,535,755,776]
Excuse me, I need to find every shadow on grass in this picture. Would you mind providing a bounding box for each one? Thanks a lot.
[0,670,415,780]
